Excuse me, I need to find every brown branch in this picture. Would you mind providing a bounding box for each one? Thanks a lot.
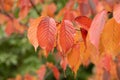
[0,10,13,20]
[29,0,40,16]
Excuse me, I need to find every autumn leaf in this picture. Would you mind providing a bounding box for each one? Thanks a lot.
[75,16,92,46]
[18,0,31,19]
[37,16,57,56]
[0,0,14,11]
[67,44,81,75]
[0,13,8,24]
[100,18,120,56]
[58,20,75,55]
[27,16,43,51]
[36,65,46,80]
[5,20,15,36]
[60,57,68,71]
[113,4,120,23]
[15,74,22,80]
[75,16,92,30]
[47,63,60,80]
[63,10,77,22]
[78,2,91,16]
[41,3,56,17]
[89,10,107,50]
[24,74,36,80]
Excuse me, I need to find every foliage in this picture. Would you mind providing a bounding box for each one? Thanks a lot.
[0,0,120,80]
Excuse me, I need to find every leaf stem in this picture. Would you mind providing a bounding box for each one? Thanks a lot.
[29,0,40,16]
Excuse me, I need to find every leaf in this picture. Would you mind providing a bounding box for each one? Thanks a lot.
[58,20,75,55]
[63,10,77,21]
[41,3,57,17]
[116,55,120,80]
[102,69,110,80]
[89,10,107,50]
[2,0,14,11]
[100,18,120,56]
[37,65,46,80]
[37,16,56,56]
[78,2,91,16]
[47,63,60,80]
[13,19,26,34]
[75,16,92,30]
[15,74,22,80]
[27,16,43,51]
[67,44,81,75]
[60,57,68,71]
[101,54,112,72]
[5,20,15,36]
[24,74,36,80]
[75,16,92,46]
[0,13,8,24]
[52,66,60,80]
[18,0,31,19]
[113,4,120,23]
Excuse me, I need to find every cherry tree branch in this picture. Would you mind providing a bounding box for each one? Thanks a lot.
[29,0,40,16]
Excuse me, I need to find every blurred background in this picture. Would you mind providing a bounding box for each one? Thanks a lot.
[1,0,118,80]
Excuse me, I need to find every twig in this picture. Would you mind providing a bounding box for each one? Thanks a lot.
[0,10,13,20]
[29,0,40,16]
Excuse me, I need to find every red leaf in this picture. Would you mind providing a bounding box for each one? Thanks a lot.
[52,66,60,80]
[37,65,46,80]
[27,16,43,51]
[63,10,76,22]
[75,16,92,47]
[75,16,92,30]
[113,4,120,23]
[47,63,60,80]
[89,10,107,49]
[60,57,68,71]
[5,20,15,36]
[18,0,31,19]
[58,20,75,54]
[24,74,35,80]
[101,54,112,72]
[79,2,91,16]
[80,28,88,46]
[37,16,56,56]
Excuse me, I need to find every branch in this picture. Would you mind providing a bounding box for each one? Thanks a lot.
[0,10,28,28]
[0,10,13,20]
[29,0,40,16]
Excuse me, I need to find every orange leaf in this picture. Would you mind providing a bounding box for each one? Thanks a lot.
[113,4,120,23]
[27,16,43,51]
[36,65,46,80]
[41,3,56,17]
[89,10,107,50]
[67,44,81,75]
[1,0,14,11]
[100,18,120,56]
[0,13,8,24]
[37,16,57,56]
[58,20,75,55]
